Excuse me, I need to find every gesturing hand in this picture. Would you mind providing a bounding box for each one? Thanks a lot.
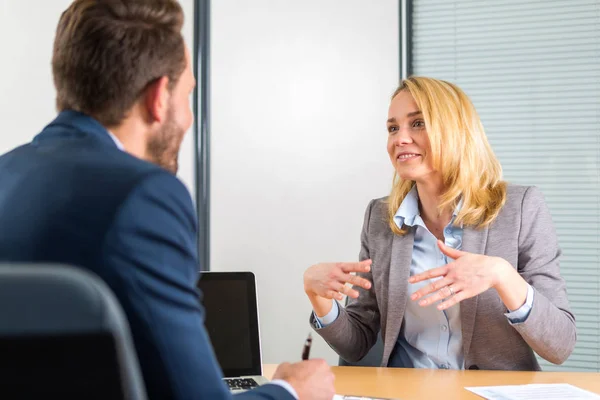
[303,260,372,301]
[409,240,510,311]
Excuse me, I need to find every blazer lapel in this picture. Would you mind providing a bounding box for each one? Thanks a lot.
[460,225,489,360]
[382,230,414,365]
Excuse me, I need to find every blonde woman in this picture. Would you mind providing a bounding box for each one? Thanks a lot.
[304,76,576,371]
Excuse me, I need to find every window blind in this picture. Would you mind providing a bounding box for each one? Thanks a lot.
[411,0,600,371]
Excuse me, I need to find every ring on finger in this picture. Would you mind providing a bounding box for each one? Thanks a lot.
[448,285,455,296]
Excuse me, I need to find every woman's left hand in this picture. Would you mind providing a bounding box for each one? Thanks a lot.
[409,240,512,311]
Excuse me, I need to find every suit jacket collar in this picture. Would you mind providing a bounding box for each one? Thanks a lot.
[33,110,118,149]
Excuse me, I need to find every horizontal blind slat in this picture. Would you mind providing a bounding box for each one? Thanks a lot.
[413,26,599,45]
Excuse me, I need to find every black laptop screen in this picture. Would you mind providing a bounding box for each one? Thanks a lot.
[196,272,262,377]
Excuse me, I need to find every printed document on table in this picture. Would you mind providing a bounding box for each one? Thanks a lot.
[465,383,600,400]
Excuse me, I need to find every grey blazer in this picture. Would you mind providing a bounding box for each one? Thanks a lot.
[311,184,576,370]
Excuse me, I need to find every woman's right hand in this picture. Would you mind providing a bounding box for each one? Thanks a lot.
[303,260,373,301]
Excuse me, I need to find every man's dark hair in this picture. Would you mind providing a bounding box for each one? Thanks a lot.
[52,0,186,127]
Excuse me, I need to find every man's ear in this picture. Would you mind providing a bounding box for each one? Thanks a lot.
[144,76,170,123]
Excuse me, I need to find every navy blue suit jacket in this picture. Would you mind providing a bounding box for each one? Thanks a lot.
[0,111,292,400]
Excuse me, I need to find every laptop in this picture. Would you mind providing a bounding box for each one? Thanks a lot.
[197,271,270,392]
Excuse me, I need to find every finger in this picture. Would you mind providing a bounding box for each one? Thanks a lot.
[331,281,356,298]
[437,290,469,310]
[342,273,372,290]
[338,283,360,299]
[408,264,449,284]
[323,267,350,288]
[324,290,344,301]
[323,270,359,297]
[339,260,372,274]
[418,284,461,307]
[308,358,330,371]
[410,276,453,301]
[437,240,466,259]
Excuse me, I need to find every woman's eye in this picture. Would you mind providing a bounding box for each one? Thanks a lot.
[413,120,425,128]
[388,126,398,133]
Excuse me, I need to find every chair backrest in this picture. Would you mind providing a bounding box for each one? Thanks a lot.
[0,263,147,400]
[338,331,384,367]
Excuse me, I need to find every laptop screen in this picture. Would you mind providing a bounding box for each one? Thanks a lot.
[196,271,262,377]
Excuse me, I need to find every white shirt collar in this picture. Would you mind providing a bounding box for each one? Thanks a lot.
[393,185,464,229]
[107,131,125,151]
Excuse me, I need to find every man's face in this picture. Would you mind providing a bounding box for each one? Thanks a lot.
[147,46,196,174]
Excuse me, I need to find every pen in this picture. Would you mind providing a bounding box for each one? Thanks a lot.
[301,332,312,360]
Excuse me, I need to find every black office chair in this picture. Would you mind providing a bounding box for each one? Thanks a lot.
[338,332,384,367]
[0,264,147,399]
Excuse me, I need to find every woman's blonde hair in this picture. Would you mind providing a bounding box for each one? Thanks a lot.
[388,76,507,235]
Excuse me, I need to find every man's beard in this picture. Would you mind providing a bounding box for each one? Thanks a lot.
[147,107,185,174]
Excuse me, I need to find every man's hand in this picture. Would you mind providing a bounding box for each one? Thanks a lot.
[273,359,335,400]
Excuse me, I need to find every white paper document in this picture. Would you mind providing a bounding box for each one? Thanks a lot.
[466,383,600,400]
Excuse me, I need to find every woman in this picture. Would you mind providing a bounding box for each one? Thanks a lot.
[304,76,576,371]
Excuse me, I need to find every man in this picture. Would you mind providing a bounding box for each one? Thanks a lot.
[0,1,335,399]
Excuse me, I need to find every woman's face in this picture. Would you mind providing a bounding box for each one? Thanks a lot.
[386,90,436,183]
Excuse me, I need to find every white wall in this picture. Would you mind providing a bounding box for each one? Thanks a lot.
[1,0,400,367]
[0,0,196,196]
[211,1,399,365]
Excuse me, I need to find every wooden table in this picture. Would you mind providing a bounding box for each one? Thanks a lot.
[263,364,600,399]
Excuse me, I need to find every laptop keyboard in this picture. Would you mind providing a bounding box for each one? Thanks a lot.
[224,378,259,391]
